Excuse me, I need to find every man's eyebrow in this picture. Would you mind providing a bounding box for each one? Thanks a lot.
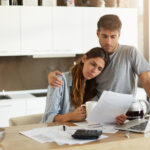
[101,34,107,36]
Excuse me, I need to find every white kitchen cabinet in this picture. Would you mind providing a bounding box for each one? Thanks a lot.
[0,97,46,127]
[82,7,100,53]
[52,7,83,54]
[11,99,26,117]
[0,7,137,56]
[26,97,46,115]
[0,99,26,127]
[21,7,53,55]
[0,100,12,127]
[0,7,20,56]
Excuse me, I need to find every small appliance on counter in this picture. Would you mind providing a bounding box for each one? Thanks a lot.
[126,99,150,120]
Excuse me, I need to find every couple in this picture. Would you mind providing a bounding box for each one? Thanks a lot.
[41,14,150,125]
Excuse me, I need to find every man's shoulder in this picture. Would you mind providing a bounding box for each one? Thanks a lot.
[119,44,138,55]
[119,44,136,51]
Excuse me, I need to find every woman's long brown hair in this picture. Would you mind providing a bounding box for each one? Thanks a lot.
[70,47,109,108]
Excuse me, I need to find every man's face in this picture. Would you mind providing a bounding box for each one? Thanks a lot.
[97,28,120,54]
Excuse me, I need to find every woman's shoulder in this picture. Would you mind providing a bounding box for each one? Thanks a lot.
[57,72,72,85]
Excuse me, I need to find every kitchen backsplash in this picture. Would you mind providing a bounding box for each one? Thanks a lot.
[0,56,80,91]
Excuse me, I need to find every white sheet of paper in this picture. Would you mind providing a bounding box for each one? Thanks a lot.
[20,125,108,145]
[87,91,133,125]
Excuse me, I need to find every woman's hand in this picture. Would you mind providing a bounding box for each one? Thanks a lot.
[48,70,63,88]
[54,106,86,122]
[116,114,127,125]
[70,106,86,121]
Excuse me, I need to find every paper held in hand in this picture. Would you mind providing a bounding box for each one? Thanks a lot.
[87,91,134,125]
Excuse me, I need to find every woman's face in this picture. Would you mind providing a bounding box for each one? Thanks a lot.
[82,55,105,80]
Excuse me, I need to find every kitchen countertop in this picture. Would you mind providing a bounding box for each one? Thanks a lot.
[0,89,47,100]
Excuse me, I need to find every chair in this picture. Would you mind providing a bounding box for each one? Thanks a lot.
[9,113,43,126]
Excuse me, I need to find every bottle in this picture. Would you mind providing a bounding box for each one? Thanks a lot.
[12,0,18,5]
[1,0,9,5]
[18,0,23,5]
[65,0,75,7]
[42,0,56,6]
[119,0,129,8]
[22,0,38,6]
[105,0,117,7]
[38,0,42,6]
[99,0,105,7]
[9,0,19,5]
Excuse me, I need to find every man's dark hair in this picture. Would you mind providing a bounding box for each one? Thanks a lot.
[97,14,122,32]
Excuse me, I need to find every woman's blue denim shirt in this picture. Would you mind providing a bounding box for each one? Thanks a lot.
[41,72,75,123]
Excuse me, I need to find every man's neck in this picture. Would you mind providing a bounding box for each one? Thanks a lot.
[108,44,119,55]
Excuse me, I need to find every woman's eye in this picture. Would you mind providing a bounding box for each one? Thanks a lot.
[98,67,103,71]
[90,63,96,66]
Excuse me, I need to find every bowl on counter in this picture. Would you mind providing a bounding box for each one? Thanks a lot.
[0,128,5,143]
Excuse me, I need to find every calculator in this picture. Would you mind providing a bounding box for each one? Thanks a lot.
[72,129,102,140]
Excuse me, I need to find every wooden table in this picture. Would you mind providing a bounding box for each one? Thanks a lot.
[1,123,150,150]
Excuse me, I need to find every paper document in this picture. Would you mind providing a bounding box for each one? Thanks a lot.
[20,125,108,145]
[87,91,133,125]
[74,121,118,134]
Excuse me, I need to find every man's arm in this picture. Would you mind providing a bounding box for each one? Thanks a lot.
[48,70,63,88]
[138,71,150,98]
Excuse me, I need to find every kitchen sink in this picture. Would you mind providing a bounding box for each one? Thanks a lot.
[31,93,47,97]
[0,95,11,100]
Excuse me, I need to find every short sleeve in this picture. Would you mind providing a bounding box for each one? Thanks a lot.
[129,47,150,75]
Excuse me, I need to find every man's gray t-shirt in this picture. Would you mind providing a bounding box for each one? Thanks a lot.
[96,44,150,97]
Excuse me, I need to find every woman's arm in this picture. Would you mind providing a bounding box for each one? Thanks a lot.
[42,85,86,123]
[41,84,63,123]
[54,106,86,122]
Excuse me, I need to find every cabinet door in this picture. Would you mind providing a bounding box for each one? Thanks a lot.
[11,99,26,117]
[26,98,46,115]
[82,7,100,53]
[0,7,20,56]
[21,7,53,55]
[53,7,83,54]
[0,100,12,127]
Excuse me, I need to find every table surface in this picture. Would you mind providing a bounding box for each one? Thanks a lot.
[1,123,150,150]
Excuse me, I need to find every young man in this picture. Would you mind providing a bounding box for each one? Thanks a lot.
[48,14,150,125]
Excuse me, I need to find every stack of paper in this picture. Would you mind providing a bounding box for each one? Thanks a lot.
[20,125,108,145]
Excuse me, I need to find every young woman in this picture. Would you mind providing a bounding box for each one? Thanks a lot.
[41,47,109,123]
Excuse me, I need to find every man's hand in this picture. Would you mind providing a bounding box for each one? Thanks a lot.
[48,70,63,88]
[116,114,126,125]
[70,106,86,121]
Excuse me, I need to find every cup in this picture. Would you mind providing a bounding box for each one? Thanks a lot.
[85,101,97,116]
[105,0,117,7]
